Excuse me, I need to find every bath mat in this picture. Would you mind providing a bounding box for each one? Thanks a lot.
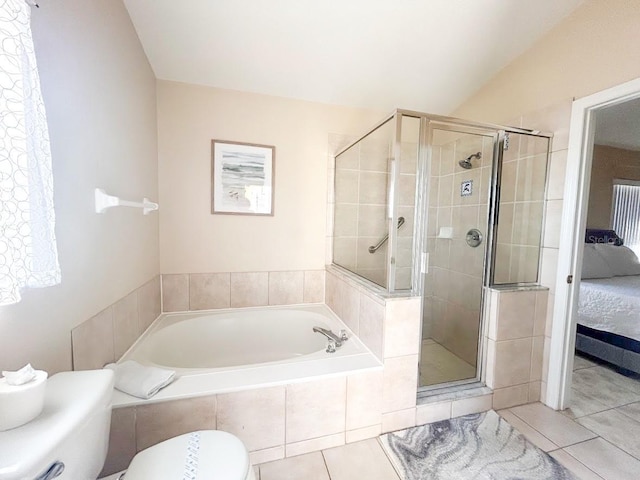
[380,410,577,480]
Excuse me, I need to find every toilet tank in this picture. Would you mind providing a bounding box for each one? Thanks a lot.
[0,369,114,480]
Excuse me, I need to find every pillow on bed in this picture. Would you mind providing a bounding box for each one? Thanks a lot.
[594,243,640,276]
[581,244,614,279]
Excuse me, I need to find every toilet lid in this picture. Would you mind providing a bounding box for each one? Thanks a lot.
[124,430,251,480]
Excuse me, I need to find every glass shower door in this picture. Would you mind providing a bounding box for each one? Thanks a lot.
[420,124,497,388]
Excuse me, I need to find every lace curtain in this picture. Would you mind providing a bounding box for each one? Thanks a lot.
[0,0,60,305]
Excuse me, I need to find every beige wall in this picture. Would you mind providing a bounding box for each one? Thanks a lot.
[157,81,381,274]
[587,145,640,229]
[0,0,159,374]
[453,0,640,124]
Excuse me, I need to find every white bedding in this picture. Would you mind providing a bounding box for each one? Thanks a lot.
[578,275,640,342]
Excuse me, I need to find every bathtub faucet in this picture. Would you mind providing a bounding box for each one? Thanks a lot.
[313,327,348,353]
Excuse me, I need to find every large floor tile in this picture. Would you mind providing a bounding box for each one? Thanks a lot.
[497,410,558,452]
[591,367,640,395]
[617,401,640,422]
[573,355,598,371]
[564,438,640,480]
[548,449,604,480]
[577,410,640,459]
[563,387,610,419]
[571,368,640,408]
[323,439,400,480]
[509,403,596,447]
[259,452,329,480]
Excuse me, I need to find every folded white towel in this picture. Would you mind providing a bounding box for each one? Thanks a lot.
[105,361,176,399]
[2,363,38,386]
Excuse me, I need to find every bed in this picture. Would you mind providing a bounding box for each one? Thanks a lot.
[576,229,640,375]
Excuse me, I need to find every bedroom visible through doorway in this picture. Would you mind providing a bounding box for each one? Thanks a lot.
[551,82,640,415]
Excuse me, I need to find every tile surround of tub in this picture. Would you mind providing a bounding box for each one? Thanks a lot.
[161,269,325,313]
[72,276,161,371]
[103,374,380,477]
[216,386,286,452]
[135,395,217,451]
[346,370,383,430]
[98,268,471,475]
[286,377,347,443]
[189,273,230,310]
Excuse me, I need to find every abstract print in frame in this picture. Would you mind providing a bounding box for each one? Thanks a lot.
[211,140,275,215]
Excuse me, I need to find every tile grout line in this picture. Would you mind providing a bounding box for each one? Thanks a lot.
[554,446,606,480]
[499,410,559,450]
[506,406,583,448]
[320,449,332,479]
[597,435,640,463]
[565,398,639,421]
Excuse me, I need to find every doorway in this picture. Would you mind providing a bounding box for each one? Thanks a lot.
[547,77,640,410]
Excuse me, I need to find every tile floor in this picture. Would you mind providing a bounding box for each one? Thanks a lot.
[254,355,640,480]
[419,338,476,386]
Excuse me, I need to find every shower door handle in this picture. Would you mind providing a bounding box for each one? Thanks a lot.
[466,229,483,248]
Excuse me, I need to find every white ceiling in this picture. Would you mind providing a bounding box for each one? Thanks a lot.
[595,97,640,151]
[123,0,585,114]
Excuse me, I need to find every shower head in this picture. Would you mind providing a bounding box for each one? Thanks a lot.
[458,151,481,170]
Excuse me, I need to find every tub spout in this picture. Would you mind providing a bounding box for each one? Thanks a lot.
[313,326,342,348]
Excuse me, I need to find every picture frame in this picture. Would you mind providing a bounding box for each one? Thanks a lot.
[211,140,275,215]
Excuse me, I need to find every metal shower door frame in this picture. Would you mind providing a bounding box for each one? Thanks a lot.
[415,120,502,393]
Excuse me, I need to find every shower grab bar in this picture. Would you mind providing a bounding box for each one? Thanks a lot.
[368,217,405,254]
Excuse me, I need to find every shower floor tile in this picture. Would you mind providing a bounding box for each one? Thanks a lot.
[419,339,476,386]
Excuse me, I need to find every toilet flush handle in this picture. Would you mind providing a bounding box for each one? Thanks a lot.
[34,461,65,480]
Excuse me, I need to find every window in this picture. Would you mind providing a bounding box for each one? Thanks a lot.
[0,0,60,305]
[611,180,640,258]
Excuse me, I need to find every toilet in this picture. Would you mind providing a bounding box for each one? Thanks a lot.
[0,370,254,480]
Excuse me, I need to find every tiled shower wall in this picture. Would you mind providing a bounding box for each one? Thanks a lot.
[330,130,417,291]
[71,276,161,370]
[423,133,493,365]
[494,133,550,284]
[511,100,572,404]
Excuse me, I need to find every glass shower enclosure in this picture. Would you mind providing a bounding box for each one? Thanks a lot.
[332,110,551,392]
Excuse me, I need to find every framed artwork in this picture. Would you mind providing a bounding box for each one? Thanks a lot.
[211,140,275,215]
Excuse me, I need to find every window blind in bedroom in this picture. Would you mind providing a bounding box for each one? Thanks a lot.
[612,182,640,258]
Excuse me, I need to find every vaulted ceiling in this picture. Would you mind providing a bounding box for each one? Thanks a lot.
[123,0,585,114]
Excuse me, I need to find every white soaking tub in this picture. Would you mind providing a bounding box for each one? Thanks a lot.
[112,304,381,407]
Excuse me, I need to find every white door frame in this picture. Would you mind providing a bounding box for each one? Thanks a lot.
[546,77,640,410]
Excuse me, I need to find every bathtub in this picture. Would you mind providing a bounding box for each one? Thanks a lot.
[112,304,381,407]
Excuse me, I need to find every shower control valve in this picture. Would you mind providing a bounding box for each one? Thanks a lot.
[339,329,349,342]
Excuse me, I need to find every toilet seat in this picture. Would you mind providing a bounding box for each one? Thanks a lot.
[123,430,254,480]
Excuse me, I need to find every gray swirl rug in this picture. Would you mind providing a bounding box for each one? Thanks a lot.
[380,410,577,480]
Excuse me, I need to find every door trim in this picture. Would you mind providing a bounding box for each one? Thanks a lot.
[547,76,640,410]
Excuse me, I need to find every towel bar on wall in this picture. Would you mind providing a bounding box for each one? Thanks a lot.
[94,188,158,215]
